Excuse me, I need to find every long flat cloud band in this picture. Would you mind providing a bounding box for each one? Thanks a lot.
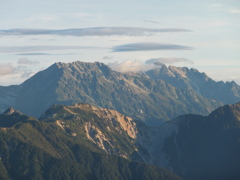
[0,27,191,37]
[0,43,193,53]
[112,43,194,52]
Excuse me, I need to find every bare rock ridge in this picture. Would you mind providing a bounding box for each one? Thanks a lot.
[88,104,138,139]
[39,103,142,160]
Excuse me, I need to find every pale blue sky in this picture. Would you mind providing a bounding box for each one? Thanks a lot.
[0,0,239,85]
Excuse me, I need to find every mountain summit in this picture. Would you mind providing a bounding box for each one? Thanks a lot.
[2,107,17,115]
[0,61,239,125]
[144,64,240,104]
[0,107,35,128]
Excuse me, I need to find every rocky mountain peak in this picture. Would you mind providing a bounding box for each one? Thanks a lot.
[168,65,188,78]
[0,107,33,128]
[2,107,20,116]
[54,62,66,68]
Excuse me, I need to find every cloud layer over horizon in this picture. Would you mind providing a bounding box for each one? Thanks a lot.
[112,43,194,52]
[0,27,191,37]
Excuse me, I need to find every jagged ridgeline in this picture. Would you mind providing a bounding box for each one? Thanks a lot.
[2,61,239,125]
[0,104,183,180]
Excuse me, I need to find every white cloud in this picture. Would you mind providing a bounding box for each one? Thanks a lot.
[0,62,35,85]
[18,57,39,65]
[14,65,34,79]
[146,58,193,65]
[108,60,159,73]
[228,8,240,14]
[0,63,14,76]
[212,21,228,27]
[102,56,114,60]
[108,58,193,73]
[26,16,57,22]
[210,4,223,8]
[70,13,102,19]
[143,20,160,24]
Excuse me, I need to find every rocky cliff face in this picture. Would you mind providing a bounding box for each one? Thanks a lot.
[39,103,144,161]
[87,104,138,139]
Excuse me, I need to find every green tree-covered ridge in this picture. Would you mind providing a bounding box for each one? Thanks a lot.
[0,104,182,180]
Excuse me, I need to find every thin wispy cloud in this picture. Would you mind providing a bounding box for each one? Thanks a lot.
[14,65,34,79]
[146,58,193,65]
[0,46,102,53]
[228,8,240,14]
[16,53,53,56]
[15,53,79,56]
[112,43,194,52]
[102,56,114,60]
[70,13,102,19]
[18,58,39,65]
[0,27,191,37]
[143,20,160,24]
[27,16,57,22]
[0,61,35,79]
[209,3,223,11]
[210,4,223,8]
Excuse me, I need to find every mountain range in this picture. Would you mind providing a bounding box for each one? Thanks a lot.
[1,61,240,179]
[1,102,240,179]
[1,61,239,125]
